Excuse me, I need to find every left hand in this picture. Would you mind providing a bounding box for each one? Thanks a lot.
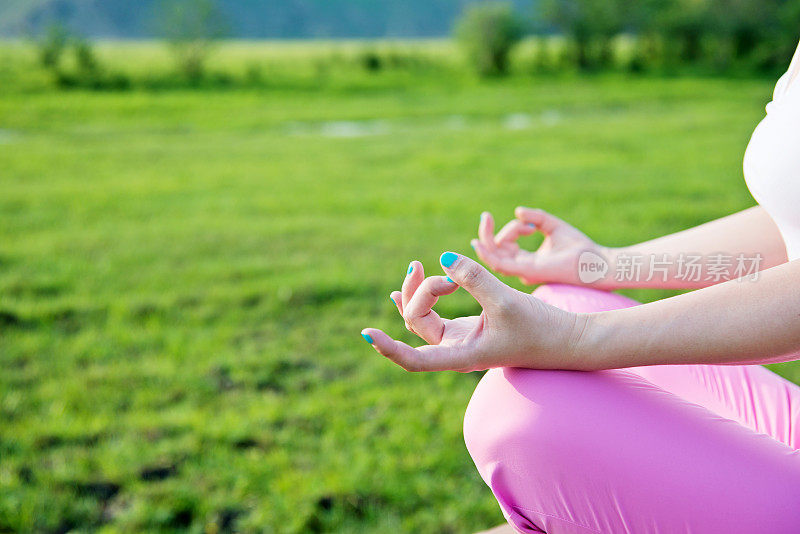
[361,252,588,372]
[472,209,603,286]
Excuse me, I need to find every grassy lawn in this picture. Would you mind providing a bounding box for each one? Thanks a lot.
[1,51,797,531]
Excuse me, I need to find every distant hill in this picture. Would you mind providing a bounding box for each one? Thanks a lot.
[0,0,534,39]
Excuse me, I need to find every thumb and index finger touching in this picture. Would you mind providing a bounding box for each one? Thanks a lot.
[364,210,548,369]
[515,206,564,235]
[361,251,509,371]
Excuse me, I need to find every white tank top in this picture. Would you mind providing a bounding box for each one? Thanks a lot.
[743,46,800,261]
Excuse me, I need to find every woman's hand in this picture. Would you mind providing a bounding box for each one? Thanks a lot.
[472,207,606,286]
[361,252,589,372]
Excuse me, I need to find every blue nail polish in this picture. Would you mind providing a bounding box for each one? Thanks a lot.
[407,263,413,275]
[440,251,458,267]
[389,296,395,305]
[527,223,536,228]
[446,276,455,284]
[361,332,374,344]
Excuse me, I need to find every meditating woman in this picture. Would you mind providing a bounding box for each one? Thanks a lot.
[361,44,800,533]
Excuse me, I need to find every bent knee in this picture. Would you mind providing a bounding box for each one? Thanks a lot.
[463,367,602,524]
[464,367,565,476]
[463,366,644,475]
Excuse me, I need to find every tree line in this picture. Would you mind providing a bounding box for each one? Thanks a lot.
[30,0,800,89]
[459,0,800,76]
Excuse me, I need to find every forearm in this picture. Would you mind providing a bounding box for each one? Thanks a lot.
[591,206,787,290]
[575,258,800,369]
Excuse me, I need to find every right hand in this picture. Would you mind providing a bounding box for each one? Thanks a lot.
[472,207,606,286]
[362,252,586,372]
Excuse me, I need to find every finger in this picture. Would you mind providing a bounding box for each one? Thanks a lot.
[494,219,536,247]
[478,211,497,251]
[439,251,511,311]
[472,239,527,277]
[404,276,458,344]
[472,238,499,270]
[515,207,564,235]
[402,260,424,310]
[361,328,476,372]
[390,291,403,315]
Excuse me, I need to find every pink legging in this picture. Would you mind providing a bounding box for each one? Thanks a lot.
[464,284,800,534]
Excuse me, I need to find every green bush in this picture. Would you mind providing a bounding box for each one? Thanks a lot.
[541,0,627,71]
[156,0,229,82]
[454,2,523,76]
[360,50,383,72]
[36,23,69,69]
[49,38,132,91]
[538,0,799,74]
[74,38,98,74]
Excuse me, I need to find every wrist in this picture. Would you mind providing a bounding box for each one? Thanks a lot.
[576,245,621,291]
[568,311,612,371]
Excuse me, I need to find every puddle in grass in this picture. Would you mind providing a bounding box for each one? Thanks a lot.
[287,120,390,138]
[503,113,532,130]
[445,114,467,130]
[0,129,20,144]
[540,109,563,126]
[285,111,563,137]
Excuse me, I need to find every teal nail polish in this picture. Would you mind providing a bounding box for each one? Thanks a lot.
[407,263,413,275]
[440,251,458,268]
[446,276,455,284]
[361,332,374,344]
[389,296,395,305]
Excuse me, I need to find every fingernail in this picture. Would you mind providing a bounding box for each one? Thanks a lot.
[440,251,458,268]
[470,241,477,250]
[527,223,536,228]
[361,332,374,344]
[407,262,413,275]
[446,276,455,284]
[389,295,396,305]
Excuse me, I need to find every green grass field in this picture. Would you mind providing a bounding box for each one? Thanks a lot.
[1,42,798,533]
